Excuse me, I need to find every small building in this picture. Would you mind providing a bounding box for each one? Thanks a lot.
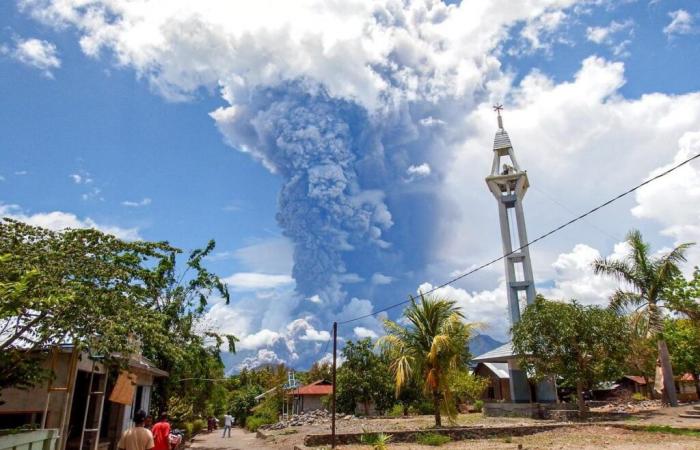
[474,362,511,402]
[288,380,332,412]
[676,373,699,402]
[0,345,167,450]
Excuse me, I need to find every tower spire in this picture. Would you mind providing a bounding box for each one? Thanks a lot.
[493,103,504,130]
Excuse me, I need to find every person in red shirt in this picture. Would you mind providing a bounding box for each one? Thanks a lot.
[151,413,171,450]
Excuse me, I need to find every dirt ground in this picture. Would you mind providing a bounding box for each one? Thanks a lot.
[337,426,700,450]
[262,408,700,449]
[190,408,700,450]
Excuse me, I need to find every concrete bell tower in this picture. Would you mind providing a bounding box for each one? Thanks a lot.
[485,105,536,320]
[484,105,556,403]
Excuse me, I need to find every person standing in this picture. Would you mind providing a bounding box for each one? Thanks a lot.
[118,410,154,450]
[221,413,233,438]
[151,413,171,450]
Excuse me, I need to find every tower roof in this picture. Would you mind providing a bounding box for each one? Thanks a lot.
[493,129,512,151]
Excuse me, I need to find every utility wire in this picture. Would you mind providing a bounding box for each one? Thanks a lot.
[339,152,700,325]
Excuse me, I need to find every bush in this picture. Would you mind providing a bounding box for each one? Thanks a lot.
[631,392,646,402]
[181,422,194,439]
[192,419,205,435]
[360,431,392,450]
[245,416,269,432]
[415,400,435,415]
[416,432,451,446]
[473,400,484,412]
[387,404,404,417]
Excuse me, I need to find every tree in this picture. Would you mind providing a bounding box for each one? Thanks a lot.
[665,268,700,322]
[664,318,700,398]
[593,229,693,407]
[0,218,237,416]
[336,338,394,415]
[378,293,474,427]
[448,370,489,405]
[512,297,631,415]
[305,361,333,383]
[0,219,173,390]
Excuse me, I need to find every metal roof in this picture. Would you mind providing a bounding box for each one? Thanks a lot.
[481,362,510,379]
[472,342,517,363]
[493,130,512,151]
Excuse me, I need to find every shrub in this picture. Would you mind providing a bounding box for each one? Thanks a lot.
[415,400,435,415]
[631,392,646,402]
[473,400,484,412]
[360,431,392,450]
[192,419,205,435]
[182,422,194,439]
[245,416,268,432]
[416,432,451,446]
[387,404,404,417]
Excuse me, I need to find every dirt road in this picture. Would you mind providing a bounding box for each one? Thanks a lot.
[189,428,277,450]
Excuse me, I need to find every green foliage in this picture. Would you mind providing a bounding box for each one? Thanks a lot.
[230,385,261,425]
[245,394,279,431]
[635,425,700,437]
[182,422,194,439]
[664,267,700,322]
[513,296,631,414]
[664,318,700,377]
[416,432,451,446]
[336,338,395,415]
[448,370,489,404]
[387,404,404,417]
[378,293,475,426]
[631,392,646,402]
[473,400,484,412]
[192,419,205,435]
[360,431,392,450]
[0,219,238,416]
[304,361,333,384]
[593,230,693,406]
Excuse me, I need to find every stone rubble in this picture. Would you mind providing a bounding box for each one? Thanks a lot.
[262,409,357,430]
[592,399,662,414]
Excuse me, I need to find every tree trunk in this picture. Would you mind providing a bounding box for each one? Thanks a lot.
[363,400,370,416]
[402,404,408,417]
[693,373,700,400]
[432,390,442,427]
[658,339,678,407]
[576,380,587,418]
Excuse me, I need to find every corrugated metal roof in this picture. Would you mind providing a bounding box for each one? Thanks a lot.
[493,130,512,151]
[622,375,647,385]
[483,362,510,379]
[472,342,516,362]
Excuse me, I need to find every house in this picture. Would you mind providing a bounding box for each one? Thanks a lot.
[473,362,511,401]
[0,345,167,450]
[676,373,699,402]
[287,380,332,412]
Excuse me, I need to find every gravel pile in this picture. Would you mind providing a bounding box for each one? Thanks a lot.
[593,399,662,413]
[263,410,358,430]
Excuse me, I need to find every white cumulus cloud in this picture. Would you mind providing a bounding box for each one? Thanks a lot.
[7,37,61,77]
[664,9,696,36]
[222,272,294,291]
[0,203,140,240]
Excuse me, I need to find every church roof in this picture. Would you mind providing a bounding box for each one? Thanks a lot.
[472,342,517,363]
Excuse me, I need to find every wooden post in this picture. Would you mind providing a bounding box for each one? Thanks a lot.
[331,322,337,449]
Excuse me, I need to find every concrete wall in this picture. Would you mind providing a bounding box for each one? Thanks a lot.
[300,395,324,412]
[0,430,58,450]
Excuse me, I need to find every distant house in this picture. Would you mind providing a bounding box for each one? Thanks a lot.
[676,373,699,402]
[474,362,511,402]
[288,380,332,412]
[0,345,167,450]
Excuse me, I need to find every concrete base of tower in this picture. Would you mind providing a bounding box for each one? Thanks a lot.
[507,363,531,403]
[536,380,558,403]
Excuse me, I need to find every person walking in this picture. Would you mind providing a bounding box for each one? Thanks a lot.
[118,410,154,450]
[221,413,234,438]
[151,413,171,450]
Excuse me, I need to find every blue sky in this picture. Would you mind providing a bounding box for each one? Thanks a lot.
[2,0,700,371]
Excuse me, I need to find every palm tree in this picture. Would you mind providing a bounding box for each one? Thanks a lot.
[593,229,693,407]
[377,293,473,426]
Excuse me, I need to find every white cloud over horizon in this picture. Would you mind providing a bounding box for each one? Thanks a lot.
[0,203,141,240]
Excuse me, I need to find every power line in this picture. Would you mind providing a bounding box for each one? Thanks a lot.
[339,152,700,325]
